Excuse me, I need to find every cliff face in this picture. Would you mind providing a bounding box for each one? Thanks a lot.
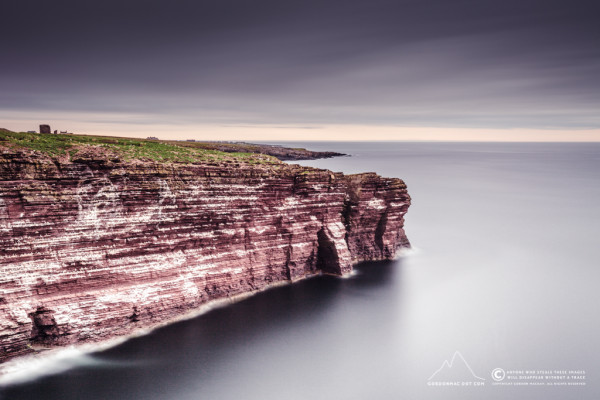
[0,150,410,362]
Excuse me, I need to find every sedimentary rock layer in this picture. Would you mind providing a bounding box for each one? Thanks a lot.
[0,150,410,362]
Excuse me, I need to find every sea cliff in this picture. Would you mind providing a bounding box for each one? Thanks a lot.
[0,133,410,363]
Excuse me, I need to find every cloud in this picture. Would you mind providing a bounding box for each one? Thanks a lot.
[2,0,599,135]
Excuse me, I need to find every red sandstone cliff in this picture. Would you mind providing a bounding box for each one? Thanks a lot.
[0,149,410,362]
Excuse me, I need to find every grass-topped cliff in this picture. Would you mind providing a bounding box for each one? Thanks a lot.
[0,129,344,164]
[0,127,409,367]
[0,129,280,165]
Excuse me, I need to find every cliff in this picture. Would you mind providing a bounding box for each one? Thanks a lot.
[0,135,410,363]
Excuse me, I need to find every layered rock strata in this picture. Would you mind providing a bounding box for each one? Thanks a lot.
[0,150,410,362]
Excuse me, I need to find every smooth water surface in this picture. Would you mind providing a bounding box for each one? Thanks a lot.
[2,142,599,399]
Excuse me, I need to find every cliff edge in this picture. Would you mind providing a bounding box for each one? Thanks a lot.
[0,133,410,363]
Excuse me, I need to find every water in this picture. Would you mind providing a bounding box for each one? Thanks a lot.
[1,142,599,399]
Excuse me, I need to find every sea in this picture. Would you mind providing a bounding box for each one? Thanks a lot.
[1,141,599,400]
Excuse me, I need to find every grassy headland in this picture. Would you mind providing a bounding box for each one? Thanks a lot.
[0,129,280,165]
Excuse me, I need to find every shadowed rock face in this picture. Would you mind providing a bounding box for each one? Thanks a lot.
[28,307,60,345]
[0,150,410,362]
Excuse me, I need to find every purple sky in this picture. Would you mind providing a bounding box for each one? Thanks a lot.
[2,0,600,140]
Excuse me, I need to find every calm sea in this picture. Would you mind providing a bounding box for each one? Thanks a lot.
[1,142,599,399]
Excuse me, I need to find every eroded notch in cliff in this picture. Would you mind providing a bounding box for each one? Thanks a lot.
[129,306,140,323]
[316,228,341,275]
[374,211,388,256]
[341,199,353,243]
[28,307,60,344]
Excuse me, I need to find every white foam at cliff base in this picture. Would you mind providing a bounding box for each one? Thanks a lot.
[0,338,129,387]
[396,246,421,257]
[339,269,360,279]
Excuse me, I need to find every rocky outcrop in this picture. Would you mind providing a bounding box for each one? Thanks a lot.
[0,149,410,363]
[166,141,347,160]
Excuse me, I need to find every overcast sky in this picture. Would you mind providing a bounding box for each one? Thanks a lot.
[2,0,599,140]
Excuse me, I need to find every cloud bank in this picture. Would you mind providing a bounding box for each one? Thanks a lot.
[2,0,599,139]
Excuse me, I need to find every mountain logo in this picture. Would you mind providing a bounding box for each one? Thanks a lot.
[428,351,486,382]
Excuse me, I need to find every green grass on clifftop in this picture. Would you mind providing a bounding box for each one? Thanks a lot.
[0,131,280,165]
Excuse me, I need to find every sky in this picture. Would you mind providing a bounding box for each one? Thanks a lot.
[2,0,600,141]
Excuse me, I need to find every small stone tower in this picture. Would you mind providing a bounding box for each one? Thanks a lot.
[39,124,51,134]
